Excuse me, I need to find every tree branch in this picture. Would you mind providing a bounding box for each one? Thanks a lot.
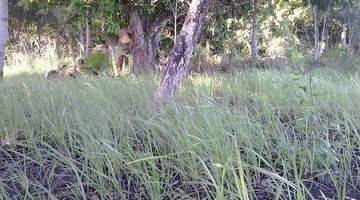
[150,11,172,34]
[149,12,172,58]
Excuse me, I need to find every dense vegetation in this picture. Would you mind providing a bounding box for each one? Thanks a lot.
[6,0,360,69]
[1,69,360,199]
[1,0,360,199]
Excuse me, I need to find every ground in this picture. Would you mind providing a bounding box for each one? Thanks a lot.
[0,69,359,199]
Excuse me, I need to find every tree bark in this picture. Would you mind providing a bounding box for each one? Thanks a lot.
[250,0,259,66]
[130,11,152,73]
[341,23,347,47]
[155,0,212,103]
[347,22,353,54]
[85,15,93,56]
[79,25,85,56]
[0,0,8,78]
[172,0,179,45]
[130,11,171,73]
[312,6,320,64]
[320,9,329,55]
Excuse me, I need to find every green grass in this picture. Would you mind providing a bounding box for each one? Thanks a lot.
[0,69,359,199]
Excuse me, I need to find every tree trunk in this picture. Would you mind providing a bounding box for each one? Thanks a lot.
[79,25,85,56]
[0,0,8,78]
[130,11,155,73]
[155,0,212,103]
[320,9,329,55]
[85,16,93,56]
[341,23,347,47]
[347,22,353,54]
[250,0,259,66]
[130,11,170,73]
[312,6,320,64]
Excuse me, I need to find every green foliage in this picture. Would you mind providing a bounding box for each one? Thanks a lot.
[9,1,58,42]
[203,5,233,53]
[13,0,360,61]
[322,46,360,72]
[18,0,124,40]
[310,0,332,10]
[81,52,111,75]
[290,48,306,66]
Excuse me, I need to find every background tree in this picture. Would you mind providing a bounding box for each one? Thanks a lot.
[310,0,339,63]
[20,0,189,73]
[250,0,259,66]
[339,0,360,53]
[155,0,213,103]
[122,0,194,73]
[0,0,8,78]
[7,0,360,76]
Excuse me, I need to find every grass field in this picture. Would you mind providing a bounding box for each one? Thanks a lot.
[0,69,359,199]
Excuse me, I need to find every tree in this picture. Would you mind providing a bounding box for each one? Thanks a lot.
[129,10,172,73]
[0,0,8,78]
[312,5,321,63]
[155,0,213,103]
[250,0,259,66]
[13,0,100,59]
[310,0,336,63]
[339,0,360,53]
[85,14,93,55]
[20,0,179,73]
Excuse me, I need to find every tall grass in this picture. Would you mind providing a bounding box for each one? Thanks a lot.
[0,68,359,199]
[4,42,130,77]
[5,42,64,76]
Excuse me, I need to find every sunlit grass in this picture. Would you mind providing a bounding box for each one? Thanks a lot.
[4,42,135,77]
[4,43,63,76]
